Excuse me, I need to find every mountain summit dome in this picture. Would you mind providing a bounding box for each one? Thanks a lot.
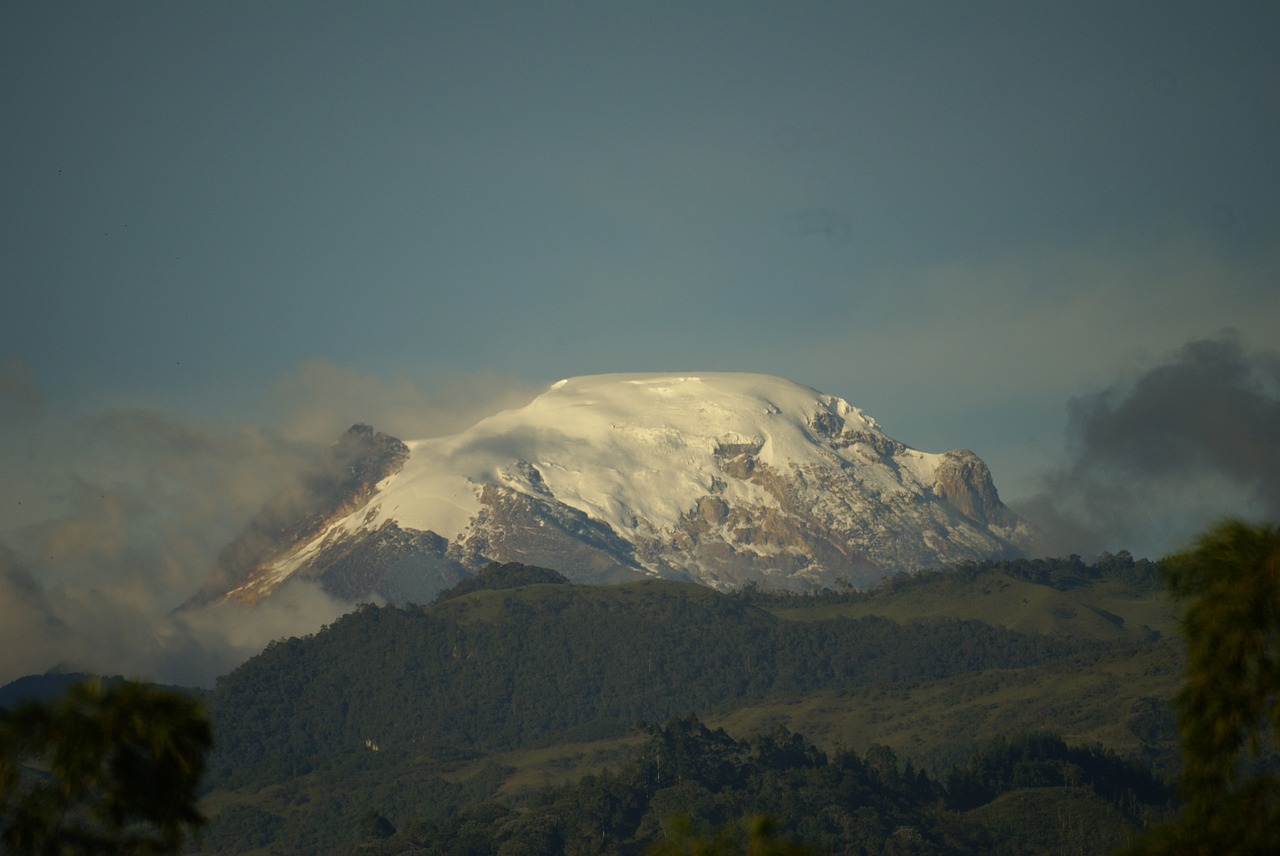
[219,373,1036,604]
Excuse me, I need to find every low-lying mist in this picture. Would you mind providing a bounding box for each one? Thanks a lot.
[0,360,537,687]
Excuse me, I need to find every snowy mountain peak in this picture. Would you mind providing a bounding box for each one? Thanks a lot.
[221,373,1037,604]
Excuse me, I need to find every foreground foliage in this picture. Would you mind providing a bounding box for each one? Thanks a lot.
[0,678,212,855]
[1120,520,1280,854]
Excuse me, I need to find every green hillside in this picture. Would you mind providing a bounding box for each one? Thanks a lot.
[196,556,1183,855]
[759,555,1172,639]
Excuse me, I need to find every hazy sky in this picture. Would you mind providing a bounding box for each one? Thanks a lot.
[2,2,1278,684]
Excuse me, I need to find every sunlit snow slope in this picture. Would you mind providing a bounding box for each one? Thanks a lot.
[225,373,1036,603]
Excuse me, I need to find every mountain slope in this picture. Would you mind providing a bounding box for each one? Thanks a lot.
[221,373,1037,604]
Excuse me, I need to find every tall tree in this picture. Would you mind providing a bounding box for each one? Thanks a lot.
[0,678,212,855]
[1121,519,1280,854]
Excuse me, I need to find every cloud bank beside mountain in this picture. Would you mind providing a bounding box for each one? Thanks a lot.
[1019,331,1279,557]
[0,362,537,687]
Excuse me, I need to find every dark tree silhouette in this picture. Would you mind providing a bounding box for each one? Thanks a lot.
[1121,519,1280,854]
[0,678,212,855]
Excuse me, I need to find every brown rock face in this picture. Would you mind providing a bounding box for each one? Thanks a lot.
[452,484,645,585]
[932,450,1003,525]
[296,521,468,604]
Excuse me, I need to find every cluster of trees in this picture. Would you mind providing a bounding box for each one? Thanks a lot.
[336,715,1170,855]
[991,553,1161,592]
[432,562,571,602]
[0,679,211,854]
[942,731,1168,813]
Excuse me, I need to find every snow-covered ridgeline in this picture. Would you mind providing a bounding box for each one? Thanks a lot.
[220,371,1036,605]
[357,373,945,543]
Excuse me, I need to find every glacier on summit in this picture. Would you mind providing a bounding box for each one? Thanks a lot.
[220,373,1038,604]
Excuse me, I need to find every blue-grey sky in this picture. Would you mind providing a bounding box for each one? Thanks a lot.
[1,2,1278,682]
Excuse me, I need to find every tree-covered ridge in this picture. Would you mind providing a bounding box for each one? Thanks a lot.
[196,556,1187,853]
[741,552,1163,608]
[749,553,1174,648]
[206,572,1110,791]
[263,715,1170,856]
[432,561,570,603]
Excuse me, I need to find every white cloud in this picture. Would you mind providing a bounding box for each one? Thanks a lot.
[264,359,540,443]
[0,362,536,687]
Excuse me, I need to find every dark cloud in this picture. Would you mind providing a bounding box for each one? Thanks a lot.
[1020,332,1280,557]
[1068,334,1280,492]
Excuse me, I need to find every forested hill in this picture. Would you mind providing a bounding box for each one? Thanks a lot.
[192,556,1187,854]
[207,566,1102,790]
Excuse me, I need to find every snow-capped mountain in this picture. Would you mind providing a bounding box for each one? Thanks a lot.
[219,373,1038,604]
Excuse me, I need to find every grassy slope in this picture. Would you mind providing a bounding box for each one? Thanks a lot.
[764,570,1178,640]
[375,567,1182,801]
[716,566,1182,771]
[419,638,1181,812]
[711,639,1182,772]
